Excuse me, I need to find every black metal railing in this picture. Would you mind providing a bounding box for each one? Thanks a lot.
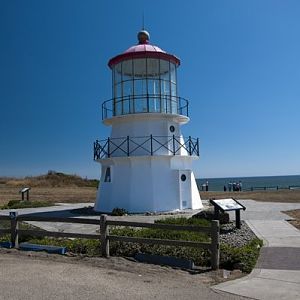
[94,135,199,159]
[101,94,189,120]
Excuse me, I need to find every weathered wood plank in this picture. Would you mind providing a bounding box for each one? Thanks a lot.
[17,229,100,240]
[108,235,211,249]
[18,216,100,225]
[106,220,212,233]
[211,220,220,270]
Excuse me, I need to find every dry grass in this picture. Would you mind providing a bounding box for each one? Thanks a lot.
[0,186,97,206]
[200,190,300,203]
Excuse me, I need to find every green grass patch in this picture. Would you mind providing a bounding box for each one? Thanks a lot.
[1,200,54,209]
[220,238,263,273]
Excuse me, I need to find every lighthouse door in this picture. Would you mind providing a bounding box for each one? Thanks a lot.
[179,171,191,209]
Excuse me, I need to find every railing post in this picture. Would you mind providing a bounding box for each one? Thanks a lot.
[150,134,153,155]
[10,211,19,248]
[211,220,220,270]
[196,138,199,156]
[100,214,109,257]
[188,136,192,155]
[172,135,176,155]
[127,136,130,156]
[107,138,110,158]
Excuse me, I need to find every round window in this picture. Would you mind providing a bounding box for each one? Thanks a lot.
[181,174,187,181]
[169,125,175,133]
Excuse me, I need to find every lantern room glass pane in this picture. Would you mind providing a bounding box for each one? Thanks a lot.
[147,79,160,96]
[160,60,170,81]
[134,58,147,78]
[147,58,160,78]
[114,63,122,84]
[115,83,122,99]
[123,80,133,97]
[122,60,133,78]
[170,62,176,83]
[134,79,147,96]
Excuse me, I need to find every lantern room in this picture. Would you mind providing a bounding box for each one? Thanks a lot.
[102,30,188,119]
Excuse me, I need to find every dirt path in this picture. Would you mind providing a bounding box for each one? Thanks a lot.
[0,249,249,300]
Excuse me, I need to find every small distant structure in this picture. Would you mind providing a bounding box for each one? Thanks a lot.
[19,187,31,201]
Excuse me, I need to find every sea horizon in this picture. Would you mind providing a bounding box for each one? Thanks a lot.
[196,174,300,192]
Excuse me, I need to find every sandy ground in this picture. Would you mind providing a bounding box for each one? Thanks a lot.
[284,209,300,230]
[0,248,249,300]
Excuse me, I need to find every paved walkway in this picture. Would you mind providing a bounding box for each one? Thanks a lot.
[213,200,300,300]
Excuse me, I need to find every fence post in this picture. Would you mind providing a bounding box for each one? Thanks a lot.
[9,211,19,248]
[100,214,109,257]
[211,220,220,270]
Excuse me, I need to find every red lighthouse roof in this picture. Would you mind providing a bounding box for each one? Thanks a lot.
[108,30,180,68]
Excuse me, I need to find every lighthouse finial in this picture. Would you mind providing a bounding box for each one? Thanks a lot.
[137,29,150,44]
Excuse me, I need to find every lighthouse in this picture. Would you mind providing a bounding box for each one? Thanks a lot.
[94,30,202,212]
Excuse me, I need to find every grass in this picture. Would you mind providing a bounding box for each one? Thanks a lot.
[2,216,262,273]
[1,199,54,210]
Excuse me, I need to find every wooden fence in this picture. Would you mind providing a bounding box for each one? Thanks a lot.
[0,213,220,270]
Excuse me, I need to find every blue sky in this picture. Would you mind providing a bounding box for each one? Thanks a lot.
[0,0,299,179]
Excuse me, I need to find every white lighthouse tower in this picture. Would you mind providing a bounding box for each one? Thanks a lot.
[94,30,202,213]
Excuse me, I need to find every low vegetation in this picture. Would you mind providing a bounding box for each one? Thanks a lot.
[1,200,53,210]
[0,216,262,273]
[2,171,99,188]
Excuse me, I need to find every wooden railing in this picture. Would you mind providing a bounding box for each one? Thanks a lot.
[0,213,220,270]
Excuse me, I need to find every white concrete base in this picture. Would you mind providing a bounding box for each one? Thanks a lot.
[94,155,202,213]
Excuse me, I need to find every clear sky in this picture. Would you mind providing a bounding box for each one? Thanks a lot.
[1,0,299,179]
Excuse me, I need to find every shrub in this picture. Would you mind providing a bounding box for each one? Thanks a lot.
[111,207,128,216]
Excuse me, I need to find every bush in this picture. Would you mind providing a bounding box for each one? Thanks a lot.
[220,238,263,273]
[111,207,128,216]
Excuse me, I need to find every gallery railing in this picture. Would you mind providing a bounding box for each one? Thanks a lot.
[101,94,189,120]
[94,135,199,159]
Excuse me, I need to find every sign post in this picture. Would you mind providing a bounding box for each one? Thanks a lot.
[210,198,246,229]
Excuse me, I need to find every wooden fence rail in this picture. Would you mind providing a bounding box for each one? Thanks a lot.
[0,213,220,270]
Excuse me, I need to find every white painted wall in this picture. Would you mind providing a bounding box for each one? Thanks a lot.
[94,111,202,213]
[94,155,202,212]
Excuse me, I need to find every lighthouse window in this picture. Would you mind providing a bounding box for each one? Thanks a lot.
[181,174,187,182]
[169,125,175,133]
[104,167,111,182]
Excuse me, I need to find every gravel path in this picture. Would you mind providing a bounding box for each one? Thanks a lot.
[220,221,257,247]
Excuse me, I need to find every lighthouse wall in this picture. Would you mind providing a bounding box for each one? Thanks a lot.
[94,155,202,213]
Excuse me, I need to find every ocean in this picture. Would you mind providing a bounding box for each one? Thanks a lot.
[196,175,300,192]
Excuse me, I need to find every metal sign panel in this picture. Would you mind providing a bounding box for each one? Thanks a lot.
[211,198,244,211]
